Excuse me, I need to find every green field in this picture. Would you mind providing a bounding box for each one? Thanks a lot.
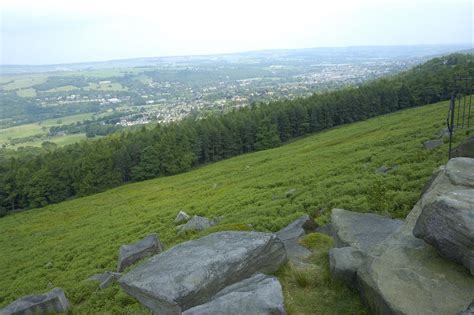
[0,112,106,148]
[0,99,468,313]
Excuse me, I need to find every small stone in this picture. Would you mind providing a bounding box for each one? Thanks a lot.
[174,211,190,223]
[117,234,164,272]
[176,215,215,234]
[423,139,443,150]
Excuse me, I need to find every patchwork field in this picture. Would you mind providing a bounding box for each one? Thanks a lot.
[0,99,469,313]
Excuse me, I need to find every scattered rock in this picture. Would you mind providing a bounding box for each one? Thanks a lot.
[119,231,287,314]
[331,208,403,254]
[87,271,122,289]
[117,234,164,272]
[0,288,70,314]
[276,215,317,261]
[176,215,215,234]
[452,135,474,158]
[437,127,451,139]
[413,157,474,274]
[328,247,364,288]
[375,165,389,174]
[423,139,443,150]
[174,211,190,223]
[182,273,285,315]
[284,189,297,197]
[44,261,53,269]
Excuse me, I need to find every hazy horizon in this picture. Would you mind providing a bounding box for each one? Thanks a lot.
[1,0,473,65]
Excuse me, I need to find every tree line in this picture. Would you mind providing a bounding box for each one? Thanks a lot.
[0,53,472,214]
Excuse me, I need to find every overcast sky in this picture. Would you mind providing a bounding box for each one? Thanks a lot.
[1,0,473,65]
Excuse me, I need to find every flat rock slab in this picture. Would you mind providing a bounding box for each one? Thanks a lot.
[117,234,164,272]
[331,208,403,254]
[424,139,443,150]
[0,288,70,315]
[176,215,214,234]
[119,231,287,314]
[183,273,286,315]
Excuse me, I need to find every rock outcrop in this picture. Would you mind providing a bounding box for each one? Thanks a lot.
[119,231,287,314]
[0,288,70,315]
[330,158,474,315]
[117,234,164,272]
[413,157,474,274]
[176,215,215,234]
[182,273,285,315]
[328,247,363,288]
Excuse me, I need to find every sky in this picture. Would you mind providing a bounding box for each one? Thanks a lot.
[1,0,473,65]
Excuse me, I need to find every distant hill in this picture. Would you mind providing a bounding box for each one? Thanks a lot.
[0,97,470,313]
[1,44,471,74]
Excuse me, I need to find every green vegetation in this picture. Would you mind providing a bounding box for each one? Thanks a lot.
[0,98,469,313]
[1,53,472,212]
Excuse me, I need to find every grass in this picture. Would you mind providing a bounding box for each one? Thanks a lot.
[84,82,127,91]
[0,112,110,148]
[0,99,470,313]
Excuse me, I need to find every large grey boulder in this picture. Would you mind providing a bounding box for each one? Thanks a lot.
[458,301,474,315]
[183,273,285,315]
[276,215,317,261]
[328,247,364,289]
[119,231,287,314]
[117,234,164,272]
[176,215,214,234]
[452,135,474,158]
[357,160,474,315]
[413,157,474,275]
[0,288,70,315]
[331,208,403,254]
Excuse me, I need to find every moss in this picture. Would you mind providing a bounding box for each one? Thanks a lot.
[299,233,334,250]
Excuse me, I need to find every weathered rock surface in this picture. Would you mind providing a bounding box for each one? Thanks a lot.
[423,139,443,150]
[174,211,190,223]
[119,231,287,314]
[315,224,333,237]
[329,247,364,288]
[331,208,403,254]
[458,301,474,315]
[413,157,474,274]
[452,135,474,158]
[117,234,164,272]
[87,271,122,289]
[356,158,474,315]
[182,273,285,315]
[276,215,317,261]
[0,288,70,315]
[176,215,214,234]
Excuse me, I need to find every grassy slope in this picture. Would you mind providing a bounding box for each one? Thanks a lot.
[0,99,469,313]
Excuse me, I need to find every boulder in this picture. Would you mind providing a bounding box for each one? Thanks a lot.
[276,215,317,261]
[452,135,474,158]
[357,160,474,315]
[331,208,403,254]
[174,211,190,223]
[117,234,164,272]
[87,271,121,289]
[119,231,287,314]
[182,273,285,315]
[176,215,214,234]
[328,247,364,288]
[423,139,443,150]
[315,224,333,237]
[0,288,70,315]
[413,157,474,274]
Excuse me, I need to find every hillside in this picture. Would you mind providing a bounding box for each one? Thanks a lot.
[0,98,469,313]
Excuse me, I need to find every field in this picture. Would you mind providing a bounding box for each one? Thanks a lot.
[0,99,469,313]
[0,112,112,148]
